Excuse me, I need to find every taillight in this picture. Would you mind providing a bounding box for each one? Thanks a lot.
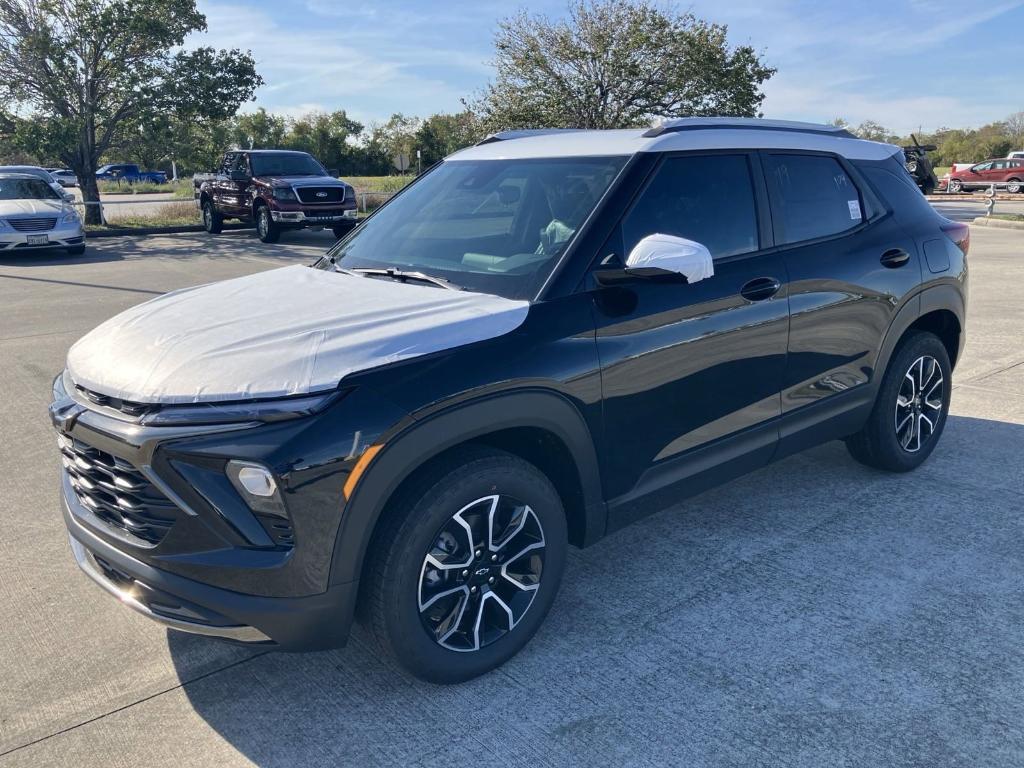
[940,220,970,257]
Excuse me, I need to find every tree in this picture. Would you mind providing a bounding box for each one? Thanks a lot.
[0,0,262,222]
[285,110,362,172]
[1005,111,1024,148]
[469,0,775,131]
[852,120,897,143]
[415,111,483,166]
[232,108,287,150]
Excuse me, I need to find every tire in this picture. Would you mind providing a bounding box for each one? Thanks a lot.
[332,222,355,239]
[202,199,223,234]
[947,179,963,194]
[255,204,279,243]
[1006,179,1022,194]
[363,446,568,683]
[846,331,951,472]
[65,244,86,256]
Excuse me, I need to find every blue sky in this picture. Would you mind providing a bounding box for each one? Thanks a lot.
[193,0,1024,134]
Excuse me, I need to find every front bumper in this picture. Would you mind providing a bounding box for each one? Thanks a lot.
[0,221,84,250]
[65,492,360,649]
[270,208,358,225]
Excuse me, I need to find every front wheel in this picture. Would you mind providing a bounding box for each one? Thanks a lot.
[332,222,356,239]
[255,205,279,243]
[846,331,951,472]
[202,199,223,234]
[364,447,568,683]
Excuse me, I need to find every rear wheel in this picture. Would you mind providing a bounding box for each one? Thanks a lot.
[846,331,951,472]
[364,447,568,683]
[947,179,963,193]
[1006,179,1022,194]
[202,199,223,234]
[255,204,279,243]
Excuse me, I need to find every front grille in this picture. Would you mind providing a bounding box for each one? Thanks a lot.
[59,433,177,545]
[75,385,156,418]
[295,186,345,204]
[8,217,57,232]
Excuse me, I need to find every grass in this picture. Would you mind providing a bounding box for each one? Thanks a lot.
[990,213,1024,222]
[97,179,194,198]
[85,201,199,231]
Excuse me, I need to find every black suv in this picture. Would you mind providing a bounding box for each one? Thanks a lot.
[51,119,969,683]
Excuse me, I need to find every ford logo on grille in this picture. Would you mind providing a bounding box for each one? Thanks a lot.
[315,191,328,198]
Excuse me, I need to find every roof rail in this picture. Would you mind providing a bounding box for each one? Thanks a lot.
[476,129,587,145]
[643,117,856,140]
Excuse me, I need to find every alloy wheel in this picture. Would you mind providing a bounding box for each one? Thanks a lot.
[417,494,545,652]
[894,355,944,453]
[1008,181,1022,194]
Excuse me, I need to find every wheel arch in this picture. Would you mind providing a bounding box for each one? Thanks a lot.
[876,286,964,383]
[328,390,607,589]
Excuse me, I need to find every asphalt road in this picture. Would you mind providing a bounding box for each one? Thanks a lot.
[2,212,1024,767]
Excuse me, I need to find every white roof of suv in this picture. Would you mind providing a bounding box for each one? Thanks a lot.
[452,118,899,163]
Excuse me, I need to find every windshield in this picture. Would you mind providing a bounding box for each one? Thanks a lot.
[250,153,326,176]
[0,178,61,200]
[320,156,626,300]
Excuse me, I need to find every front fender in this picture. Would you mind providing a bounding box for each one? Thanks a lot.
[327,388,606,587]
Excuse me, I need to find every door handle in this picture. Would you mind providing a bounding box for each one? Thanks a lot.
[880,248,910,268]
[740,276,781,302]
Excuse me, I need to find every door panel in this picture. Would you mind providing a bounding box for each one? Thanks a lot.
[591,152,788,504]
[761,152,922,414]
[594,253,789,501]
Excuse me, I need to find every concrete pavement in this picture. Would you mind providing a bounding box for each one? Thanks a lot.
[2,217,1024,767]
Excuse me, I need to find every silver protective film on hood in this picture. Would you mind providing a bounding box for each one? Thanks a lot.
[66,265,529,404]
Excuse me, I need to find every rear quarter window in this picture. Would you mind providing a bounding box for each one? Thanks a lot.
[763,154,863,244]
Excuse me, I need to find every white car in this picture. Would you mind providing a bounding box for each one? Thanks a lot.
[47,168,78,187]
[1009,151,1024,160]
[0,165,72,200]
[0,173,85,255]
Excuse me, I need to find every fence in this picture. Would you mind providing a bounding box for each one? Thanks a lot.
[71,188,398,228]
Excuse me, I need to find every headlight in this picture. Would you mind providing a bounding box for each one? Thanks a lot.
[138,389,347,426]
[60,208,80,224]
[272,187,297,201]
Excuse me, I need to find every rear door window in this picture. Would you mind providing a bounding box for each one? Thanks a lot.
[763,154,864,245]
[621,154,759,260]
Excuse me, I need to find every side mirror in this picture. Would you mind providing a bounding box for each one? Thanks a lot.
[594,234,714,286]
[328,168,340,177]
[62,192,74,202]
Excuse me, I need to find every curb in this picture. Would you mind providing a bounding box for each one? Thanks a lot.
[85,223,252,239]
[971,217,1024,230]
[927,194,1020,202]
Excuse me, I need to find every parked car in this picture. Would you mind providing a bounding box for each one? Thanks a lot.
[944,158,1024,193]
[0,172,85,255]
[194,149,357,242]
[95,163,168,185]
[52,118,968,683]
[0,165,72,200]
[1008,151,1024,159]
[47,168,78,187]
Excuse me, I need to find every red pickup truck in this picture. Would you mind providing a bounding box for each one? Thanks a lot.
[194,150,358,242]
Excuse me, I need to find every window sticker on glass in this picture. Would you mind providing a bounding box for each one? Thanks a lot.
[848,200,861,220]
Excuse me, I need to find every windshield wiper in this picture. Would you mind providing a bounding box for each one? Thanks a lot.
[342,266,461,291]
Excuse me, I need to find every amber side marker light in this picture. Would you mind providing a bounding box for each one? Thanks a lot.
[343,444,383,500]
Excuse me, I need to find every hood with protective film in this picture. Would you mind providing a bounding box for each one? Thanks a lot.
[66,265,529,404]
